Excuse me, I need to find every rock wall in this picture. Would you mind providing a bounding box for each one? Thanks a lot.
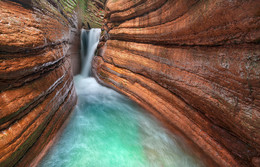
[0,0,79,166]
[93,0,260,166]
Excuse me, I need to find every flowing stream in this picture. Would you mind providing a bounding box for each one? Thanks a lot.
[39,29,203,167]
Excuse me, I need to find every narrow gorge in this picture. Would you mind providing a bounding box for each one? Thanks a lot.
[0,0,259,167]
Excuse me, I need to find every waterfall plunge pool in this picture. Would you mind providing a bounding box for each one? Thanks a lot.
[39,28,204,167]
[39,76,203,167]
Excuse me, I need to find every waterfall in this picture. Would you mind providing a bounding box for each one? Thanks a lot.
[39,28,203,167]
[80,28,101,77]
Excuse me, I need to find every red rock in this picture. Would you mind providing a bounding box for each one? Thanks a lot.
[108,0,260,45]
[94,0,260,166]
[0,1,77,166]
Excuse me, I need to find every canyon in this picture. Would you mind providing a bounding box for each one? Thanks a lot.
[94,0,260,167]
[0,0,103,166]
[0,0,259,167]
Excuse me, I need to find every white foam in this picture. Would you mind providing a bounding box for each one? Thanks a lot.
[80,28,101,77]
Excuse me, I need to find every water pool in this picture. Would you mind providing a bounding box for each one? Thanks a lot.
[39,76,203,167]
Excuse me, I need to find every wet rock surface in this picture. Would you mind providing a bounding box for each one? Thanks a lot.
[0,1,78,166]
[94,0,260,166]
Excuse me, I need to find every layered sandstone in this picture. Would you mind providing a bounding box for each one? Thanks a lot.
[94,0,260,166]
[0,0,78,166]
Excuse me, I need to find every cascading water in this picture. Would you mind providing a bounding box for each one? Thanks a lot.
[80,28,101,77]
[39,28,204,167]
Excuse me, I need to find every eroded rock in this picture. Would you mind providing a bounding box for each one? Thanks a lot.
[0,1,78,166]
[94,0,260,166]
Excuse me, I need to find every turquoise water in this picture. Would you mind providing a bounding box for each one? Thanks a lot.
[39,76,203,167]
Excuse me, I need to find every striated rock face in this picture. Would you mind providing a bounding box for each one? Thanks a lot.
[94,0,260,166]
[0,0,78,166]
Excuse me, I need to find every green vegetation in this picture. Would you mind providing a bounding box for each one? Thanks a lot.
[31,0,104,28]
[82,0,104,28]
